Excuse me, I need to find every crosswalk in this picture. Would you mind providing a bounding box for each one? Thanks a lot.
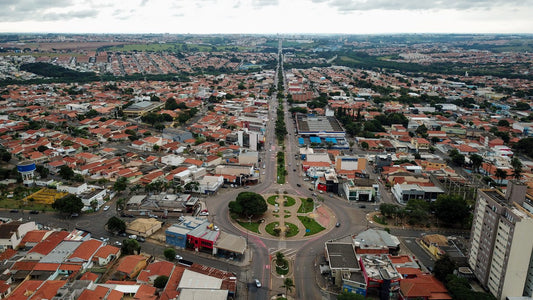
[269,247,299,260]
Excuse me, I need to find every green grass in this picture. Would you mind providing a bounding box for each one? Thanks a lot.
[373,215,388,225]
[0,196,54,211]
[237,221,260,234]
[284,214,291,218]
[297,198,314,213]
[265,222,279,236]
[267,195,279,206]
[284,196,296,207]
[285,222,299,237]
[298,216,325,236]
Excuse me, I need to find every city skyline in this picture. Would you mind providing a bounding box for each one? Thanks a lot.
[0,0,532,35]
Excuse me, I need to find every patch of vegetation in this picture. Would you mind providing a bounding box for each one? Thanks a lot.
[284,214,291,218]
[20,62,97,79]
[284,196,296,207]
[237,221,260,233]
[265,222,279,236]
[297,198,314,213]
[373,215,388,225]
[297,216,325,236]
[267,195,279,206]
[285,222,299,237]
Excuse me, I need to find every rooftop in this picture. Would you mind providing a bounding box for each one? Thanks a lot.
[325,242,359,269]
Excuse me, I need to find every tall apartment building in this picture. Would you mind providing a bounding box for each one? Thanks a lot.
[468,181,533,299]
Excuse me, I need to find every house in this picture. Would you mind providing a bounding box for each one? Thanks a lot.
[137,261,174,284]
[18,230,51,249]
[411,138,430,152]
[66,239,103,269]
[399,274,451,300]
[116,255,149,279]
[92,245,121,266]
[0,221,38,251]
[126,218,162,238]
[26,231,70,260]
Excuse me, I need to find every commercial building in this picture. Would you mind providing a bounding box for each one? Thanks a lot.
[468,181,533,299]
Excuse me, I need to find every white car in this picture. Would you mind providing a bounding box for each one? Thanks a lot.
[103,205,110,211]
[175,254,183,260]
[254,279,262,288]
[199,212,209,216]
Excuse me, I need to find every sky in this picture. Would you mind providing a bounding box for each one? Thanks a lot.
[0,0,532,34]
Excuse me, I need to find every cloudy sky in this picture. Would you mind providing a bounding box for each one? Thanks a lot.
[0,0,532,34]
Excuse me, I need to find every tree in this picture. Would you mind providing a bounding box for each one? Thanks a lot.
[121,238,141,255]
[58,165,75,180]
[165,97,179,110]
[228,192,268,218]
[113,177,128,192]
[52,194,84,215]
[116,198,127,212]
[154,275,169,288]
[164,248,176,261]
[184,181,199,192]
[448,149,465,166]
[433,254,456,282]
[497,119,510,127]
[495,168,507,185]
[106,216,126,233]
[337,292,366,300]
[360,141,369,150]
[379,203,399,218]
[280,278,295,295]
[469,154,483,173]
[433,195,470,227]
[37,145,49,152]
[0,149,11,162]
[511,157,523,180]
[512,137,533,158]
[90,199,98,211]
[36,165,49,179]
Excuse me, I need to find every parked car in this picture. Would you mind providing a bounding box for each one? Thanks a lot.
[359,205,366,209]
[114,241,122,246]
[336,222,341,227]
[70,213,79,218]
[296,183,301,187]
[128,234,137,240]
[103,205,110,211]
[199,211,209,216]
[9,209,19,213]
[254,279,262,288]
[29,210,39,214]
[136,236,145,242]
[119,232,127,237]
[175,254,183,260]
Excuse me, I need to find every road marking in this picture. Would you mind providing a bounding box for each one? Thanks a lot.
[269,248,298,260]
[265,265,270,269]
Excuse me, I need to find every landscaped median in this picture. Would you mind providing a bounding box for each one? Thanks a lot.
[297,216,325,236]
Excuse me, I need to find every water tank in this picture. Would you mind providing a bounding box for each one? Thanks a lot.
[17,162,36,173]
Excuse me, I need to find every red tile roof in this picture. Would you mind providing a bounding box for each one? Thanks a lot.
[5,280,42,300]
[93,245,120,261]
[28,280,67,300]
[68,239,102,261]
[400,274,451,299]
[29,231,69,256]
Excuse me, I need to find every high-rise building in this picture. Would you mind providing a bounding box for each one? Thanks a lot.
[468,181,533,299]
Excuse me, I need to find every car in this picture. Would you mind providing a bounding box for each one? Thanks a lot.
[293,169,296,172]
[312,192,317,196]
[103,205,110,211]
[254,279,262,288]
[29,210,39,214]
[296,183,301,187]
[199,211,209,216]
[335,222,341,227]
[119,232,127,237]
[136,236,145,242]
[319,190,324,194]
[9,209,19,213]
[262,171,266,175]
[114,241,122,246]
[175,254,183,260]
[359,205,366,209]
[128,234,137,239]
[243,186,250,189]
[70,213,79,218]
[214,225,219,231]
[100,237,109,242]
[308,188,313,191]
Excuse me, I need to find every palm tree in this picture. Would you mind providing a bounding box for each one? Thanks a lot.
[495,168,507,185]
[469,154,483,173]
[280,278,295,295]
[275,252,285,266]
[511,157,523,180]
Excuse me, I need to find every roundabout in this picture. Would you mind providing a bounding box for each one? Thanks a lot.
[231,192,337,240]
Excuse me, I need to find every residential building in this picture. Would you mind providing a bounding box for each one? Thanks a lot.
[468,181,533,299]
